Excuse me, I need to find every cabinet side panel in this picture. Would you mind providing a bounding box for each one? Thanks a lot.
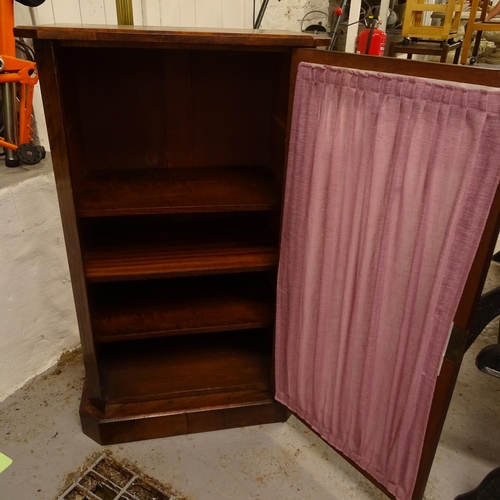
[270,51,291,186]
[33,40,104,410]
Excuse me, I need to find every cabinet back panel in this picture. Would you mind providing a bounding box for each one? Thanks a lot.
[58,47,281,172]
[190,50,274,168]
[69,47,168,171]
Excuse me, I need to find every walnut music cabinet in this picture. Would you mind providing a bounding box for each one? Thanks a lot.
[15,25,500,500]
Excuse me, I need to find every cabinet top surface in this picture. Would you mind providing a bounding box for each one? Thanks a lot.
[14,25,327,47]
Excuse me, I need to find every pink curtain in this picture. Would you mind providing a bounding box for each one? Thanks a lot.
[276,63,500,500]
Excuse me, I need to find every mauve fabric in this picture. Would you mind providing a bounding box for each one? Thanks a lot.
[276,62,500,500]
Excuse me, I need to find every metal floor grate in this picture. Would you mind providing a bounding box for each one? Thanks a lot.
[57,454,176,500]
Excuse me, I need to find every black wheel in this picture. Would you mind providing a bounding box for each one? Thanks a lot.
[455,467,500,499]
[402,38,410,46]
[4,153,20,168]
[15,0,46,6]
[470,57,477,65]
[17,143,45,165]
[476,344,500,378]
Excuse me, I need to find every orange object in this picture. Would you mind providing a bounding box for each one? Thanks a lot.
[0,0,15,57]
[0,0,39,152]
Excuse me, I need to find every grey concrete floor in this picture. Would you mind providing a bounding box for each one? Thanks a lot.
[0,154,53,190]
[1,268,499,500]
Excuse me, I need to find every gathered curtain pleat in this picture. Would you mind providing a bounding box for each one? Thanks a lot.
[276,62,500,500]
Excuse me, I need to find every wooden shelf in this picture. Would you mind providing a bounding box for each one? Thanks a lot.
[91,274,275,342]
[84,216,278,282]
[99,330,272,404]
[76,167,281,217]
[84,215,278,282]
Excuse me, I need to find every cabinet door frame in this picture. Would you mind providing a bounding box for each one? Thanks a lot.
[285,48,500,500]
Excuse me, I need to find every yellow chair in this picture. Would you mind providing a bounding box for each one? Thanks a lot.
[402,0,465,39]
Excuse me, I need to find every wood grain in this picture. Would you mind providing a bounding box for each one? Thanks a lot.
[67,47,280,172]
[32,40,104,410]
[71,47,168,171]
[91,273,275,342]
[99,330,273,404]
[80,381,287,445]
[190,50,274,167]
[76,167,281,217]
[84,215,279,281]
[15,25,323,47]
[290,48,500,88]
[33,28,294,447]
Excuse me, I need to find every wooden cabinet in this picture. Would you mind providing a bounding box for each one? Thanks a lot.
[17,25,500,500]
[21,27,325,445]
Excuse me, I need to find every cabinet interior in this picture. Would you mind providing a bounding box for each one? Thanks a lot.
[55,44,291,413]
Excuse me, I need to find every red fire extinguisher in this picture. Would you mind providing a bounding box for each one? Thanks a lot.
[357,18,387,56]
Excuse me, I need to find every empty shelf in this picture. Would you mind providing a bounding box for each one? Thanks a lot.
[84,215,279,282]
[99,330,272,404]
[76,167,281,217]
[91,274,275,342]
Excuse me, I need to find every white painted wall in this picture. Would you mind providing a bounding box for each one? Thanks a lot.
[0,170,79,402]
[13,0,329,152]
[15,1,330,33]
[2,0,328,402]
[16,0,259,27]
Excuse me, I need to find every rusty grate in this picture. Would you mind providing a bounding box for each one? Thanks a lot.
[57,455,175,500]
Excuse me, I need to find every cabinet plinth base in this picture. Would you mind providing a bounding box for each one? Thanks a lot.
[79,381,288,445]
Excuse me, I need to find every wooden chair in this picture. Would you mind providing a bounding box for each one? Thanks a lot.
[392,0,464,64]
[460,0,500,64]
[402,0,465,40]
[389,38,462,63]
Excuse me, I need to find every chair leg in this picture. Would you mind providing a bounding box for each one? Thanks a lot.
[472,30,483,59]
[440,46,449,63]
[453,42,462,64]
[461,0,481,64]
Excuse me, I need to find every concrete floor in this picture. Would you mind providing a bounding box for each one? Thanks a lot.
[1,270,499,500]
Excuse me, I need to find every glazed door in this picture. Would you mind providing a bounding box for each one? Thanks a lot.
[276,49,500,500]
